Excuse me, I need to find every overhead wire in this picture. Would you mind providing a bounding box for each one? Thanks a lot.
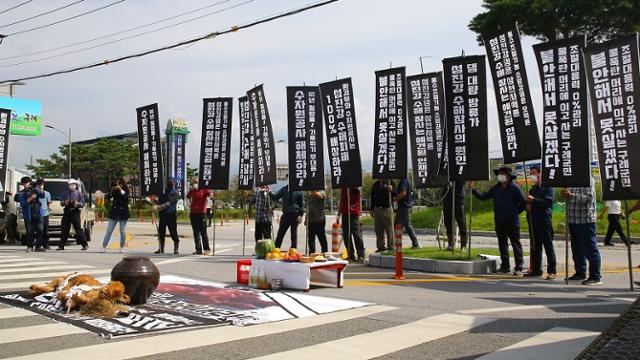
[0,0,340,84]
[4,0,127,37]
[0,0,35,16]
[0,0,256,67]
[0,0,237,61]
[0,0,85,29]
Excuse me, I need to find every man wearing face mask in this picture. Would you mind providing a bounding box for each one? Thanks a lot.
[525,166,557,280]
[15,176,44,252]
[151,179,180,254]
[187,177,212,255]
[58,179,88,251]
[470,166,526,276]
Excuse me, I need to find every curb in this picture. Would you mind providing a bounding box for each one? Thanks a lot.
[368,253,497,275]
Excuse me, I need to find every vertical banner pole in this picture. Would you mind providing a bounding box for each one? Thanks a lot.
[522,162,534,272]
[388,179,395,253]
[468,187,473,259]
[436,210,443,250]
[211,196,216,256]
[305,191,310,255]
[242,198,246,257]
[624,201,635,291]
[564,203,569,285]
[347,188,351,259]
[451,182,456,251]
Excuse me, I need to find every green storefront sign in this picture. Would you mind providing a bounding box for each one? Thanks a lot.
[0,97,42,136]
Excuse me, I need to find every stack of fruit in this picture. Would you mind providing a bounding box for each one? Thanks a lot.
[265,248,300,262]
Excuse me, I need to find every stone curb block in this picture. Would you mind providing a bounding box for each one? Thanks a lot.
[368,254,497,275]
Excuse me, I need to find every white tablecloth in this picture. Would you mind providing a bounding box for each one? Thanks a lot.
[252,260,348,291]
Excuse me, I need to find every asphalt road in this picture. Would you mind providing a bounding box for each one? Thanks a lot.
[0,220,639,359]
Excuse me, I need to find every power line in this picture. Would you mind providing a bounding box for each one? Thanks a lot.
[0,0,340,85]
[0,0,35,16]
[0,0,236,61]
[0,0,85,29]
[0,0,256,67]
[4,0,127,37]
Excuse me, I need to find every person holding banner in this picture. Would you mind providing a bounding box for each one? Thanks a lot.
[561,180,602,286]
[394,178,419,249]
[250,186,273,242]
[470,167,526,276]
[271,184,304,250]
[337,188,365,262]
[525,166,557,280]
[441,182,467,251]
[187,177,213,255]
[370,178,395,252]
[151,179,180,255]
[306,190,328,253]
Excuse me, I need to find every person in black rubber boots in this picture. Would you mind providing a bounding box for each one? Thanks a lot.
[57,179,88,251]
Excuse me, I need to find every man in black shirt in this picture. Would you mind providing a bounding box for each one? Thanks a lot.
[371,178,395,252]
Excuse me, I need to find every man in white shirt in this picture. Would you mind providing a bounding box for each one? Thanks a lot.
[598,200,629,246]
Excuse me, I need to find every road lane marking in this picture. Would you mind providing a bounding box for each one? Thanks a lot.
[8,305,395,360]
[0,269,110,281]
[0,308,37,319]
[248,314,495,360]
[0,323,86,345]
[0,261,67,269]
[458,300,628,315]
[476,327,598,360]
[0,264,95,274]
[0,258,43,264]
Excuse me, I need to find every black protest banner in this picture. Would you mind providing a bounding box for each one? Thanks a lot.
[174,133,186,198]
[443,55,489,181]
[533,36,591,188]
[136,103,164,196]
[200,98,233,190]
[407,72,449,188]
[0,109,10,198]
[238,96,254,190]
[286,86,325,191]
[319,78,362,188]
[373,67,408,179]
[584,34,640,200]
[485,27,541,163]
[247,85,277,186]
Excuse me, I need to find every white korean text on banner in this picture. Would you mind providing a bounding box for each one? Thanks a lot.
[247,85,277,187]
[174,133,186,198]
[199,98,233,190]
[238,96,254,190]
[373,67,408,179]
[319,78,363,188]
[584,34,640,200]
[136,103,164,196]
[407,72,449,188]
[443,55,489,181]
[485,27,541,163]
[286,86,325,191]
[533,36,591,188]
[0,108,10,198]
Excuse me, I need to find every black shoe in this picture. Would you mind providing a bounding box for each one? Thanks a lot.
[34,247,45,252]
[25,247,33,253]
[604,243,615,247]
[411,244,421,249]
[154,249,164,254]
[568,273,587,281]
[523,272,543,277]
[44,246,51,250]
[375,248,386,253]
[56,247,64,251]
[81,246,88,251]
[497,268,511,274]
[192,251,203,255]
[173,242,179,255]
[582,278,603,286]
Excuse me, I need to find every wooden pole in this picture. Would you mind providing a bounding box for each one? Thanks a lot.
[565,203,569,285]
[211,196,216,256]
[468,186,473,259]
[522,162,534,273]
[242,198,246,256]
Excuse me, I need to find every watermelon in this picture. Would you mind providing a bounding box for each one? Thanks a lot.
[255,240,275,259]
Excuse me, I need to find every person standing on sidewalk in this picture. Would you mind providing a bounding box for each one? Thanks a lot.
[35,179,52,250]
[306,190,328,253]
[370,178,395,252]
[16,176,43,252]
[599,200,629,247]
[101,178,130,253]
[151,179,180,254]
[441,182,467,250]
[337,187,364,262]
[271,184,304,250]
[470,166,526,276]
[525,166,557,280]
[58,179,88,251]
[562,178,602,286]
[250,185,273,242]
[394,177,420,249]
[187,177,212,255]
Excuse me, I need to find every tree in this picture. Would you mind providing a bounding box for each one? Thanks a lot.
[469,0,640,44]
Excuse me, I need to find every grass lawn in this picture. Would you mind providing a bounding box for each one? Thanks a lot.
[380,246,527,261]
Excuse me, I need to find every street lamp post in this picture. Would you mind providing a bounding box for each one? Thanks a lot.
[45,125,72,178]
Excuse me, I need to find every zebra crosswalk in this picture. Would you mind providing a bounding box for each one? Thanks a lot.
[0,252,612,359]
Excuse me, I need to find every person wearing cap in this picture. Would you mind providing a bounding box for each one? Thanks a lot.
[469,166,526,276]
[58,179,88,251]
[271,183,304,250]
[35,179,52,250]
[150,179,180,254]
[187,177,213,255]
[525,166,557,280]
[15,176,44,252]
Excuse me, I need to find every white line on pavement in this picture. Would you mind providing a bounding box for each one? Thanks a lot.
[0,323,87,345]
[0,269,110,281]
[0,258,43,264]
[0,261,67,269]
[475,327,598,360]
[458,300,627,315]
[0,264,95,274]
[248,313,495,360]
[7,305,395,360]
[0,308,37,320]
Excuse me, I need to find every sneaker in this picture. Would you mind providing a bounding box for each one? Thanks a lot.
[119,248,125,253]
[545,273,557,281]
[513,270,523,277]
[582,278,603,286]
[411,244,421,249]
[568,273,587,281]
[203,250,210,256]
[375,248,386,253]
[192,251,203,255]
[523,272,543,278]
[497,268,511,274]
[100,247,106,253]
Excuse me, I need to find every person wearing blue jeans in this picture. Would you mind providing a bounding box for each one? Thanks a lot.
[101,178,130,253]
[562,179,601,286]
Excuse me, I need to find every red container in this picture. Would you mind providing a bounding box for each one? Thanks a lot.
[236,259,252,285]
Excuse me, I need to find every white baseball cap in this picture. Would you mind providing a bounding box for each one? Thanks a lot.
[68,179,78,185]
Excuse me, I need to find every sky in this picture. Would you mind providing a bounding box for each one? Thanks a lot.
[0,0,548,175]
